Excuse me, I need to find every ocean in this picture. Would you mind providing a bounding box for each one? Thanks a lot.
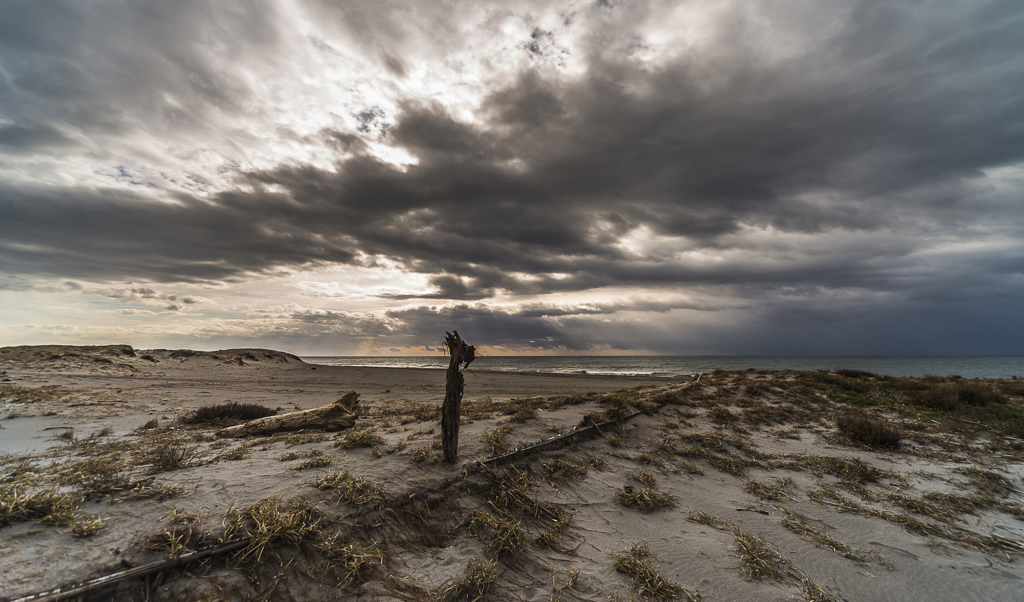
[301,355,1024,380]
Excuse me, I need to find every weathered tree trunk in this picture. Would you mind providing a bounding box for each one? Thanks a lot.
[216,392,359,438]
[441,330,475,463]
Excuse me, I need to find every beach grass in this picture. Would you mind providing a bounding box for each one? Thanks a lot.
[611,541,690,600]
[438,558,496,602]
[179,401,277,425]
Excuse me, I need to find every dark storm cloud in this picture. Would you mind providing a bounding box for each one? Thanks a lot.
[1,0,1023,353]
[0,0,281,144]
[291,304,587,350]
[0,182,359,282]
[3,0,1021,290]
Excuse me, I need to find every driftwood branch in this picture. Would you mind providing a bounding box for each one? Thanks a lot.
[11,538,250,602]
[216,392,359,438]
[442,330,475,464]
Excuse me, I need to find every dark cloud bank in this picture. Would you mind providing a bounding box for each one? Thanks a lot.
[2,0,1023,353]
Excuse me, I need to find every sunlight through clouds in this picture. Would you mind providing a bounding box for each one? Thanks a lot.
[1,0,1022,354]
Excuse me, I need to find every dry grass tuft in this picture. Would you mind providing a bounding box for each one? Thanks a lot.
[437,558,497,602]
[801,579,843,602]
[411,447,431,463]
[214,445,249,462]
[709,407,737,425]
[923,491,997,515]
[138,434,202,474]
[335,429,386,449]
[792,455,888,484]
[743,478,794,501]
[320,535,385,589]
[587,452,607,470]
[732,527,791,582]
[835,411,901,449]
[806,484,1024,556]
[958,466,1016,497]
[781,511,872,564]
[634,470,657,488]
[687,510,791,582]
[0,486,80,528]
[284,431,328,447]
[611,541,692,600]
[685,509,731,531]
[544,458,588,480]
[180,401,276,425]
[510,401,539,422]
[340,475,383,506]
[293,455,333,471]
[279,449,324,462]
[468,509,528,559]
[372,440,406,457]
[136,418,160,431]
[309,470,350,490]
[615,486,678,512]
[70,514,105,537]
[234,498,323,562]
[482,424,516,456]
[888,493,961,523]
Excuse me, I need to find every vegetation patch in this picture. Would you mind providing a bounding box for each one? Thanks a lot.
[510,399,540,422]
[372,440,406,457]
[806,484,1024,556]
[319,537,386,589]
[180,401,276,425]
[340,475,383,506]
[437,558,497,602]
[958,466,1016,497]
[888,493,961,523]
[634,470,657,488]
[795,372,1024,438]
[615,486,678,512]
[709,407,737,425]
[467,509,528,559]
[731,526,791,582]
[231,498,324,562]
[787,455,889,484]
[284,431,328,446]
[335,429,386,449]
[743,478,794,501]
[611,541,692,601]
[292,455,333,471]
[411,447,431,463]
[544,458,588,480]
[780,510,875,564]
[214,445,249,462]
[0,486,79,528]
[310,470,350,490]
[687,510,841,599]
[137,434,202,474]
[482,424,516,456]
[835,411,901,449]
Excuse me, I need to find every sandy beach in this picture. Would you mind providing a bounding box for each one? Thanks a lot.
[2,345,1024,602]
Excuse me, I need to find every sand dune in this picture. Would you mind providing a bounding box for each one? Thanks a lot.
[2,346,1023,601]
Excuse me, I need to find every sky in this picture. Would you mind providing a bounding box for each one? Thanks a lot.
[1,0,1023,357]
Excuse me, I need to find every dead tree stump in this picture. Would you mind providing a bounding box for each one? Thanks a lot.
[442,330,475,463]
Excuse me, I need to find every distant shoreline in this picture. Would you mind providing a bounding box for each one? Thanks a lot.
[303,354,1024,379]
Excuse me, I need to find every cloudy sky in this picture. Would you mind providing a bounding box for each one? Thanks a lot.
[1,0,1022,356]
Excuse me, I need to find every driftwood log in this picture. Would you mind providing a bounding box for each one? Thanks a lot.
[442,330,475,463]
[11,538,251,602]
[216,392,359,438]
